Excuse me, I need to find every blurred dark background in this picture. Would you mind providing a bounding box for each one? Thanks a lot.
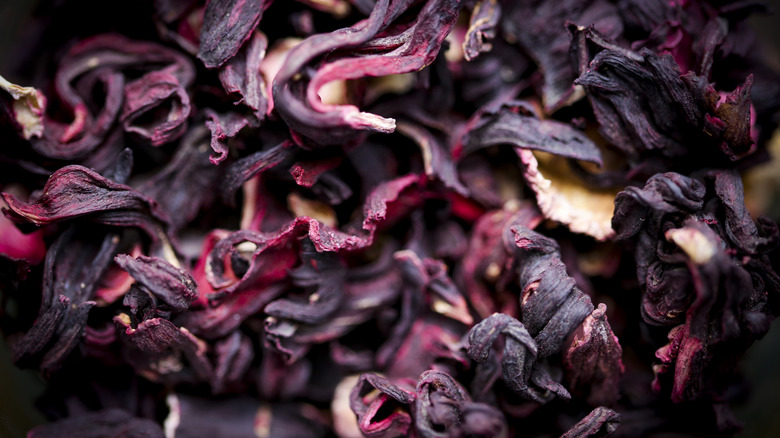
[0,1,779,437]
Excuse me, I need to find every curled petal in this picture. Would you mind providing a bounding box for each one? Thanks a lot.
[350,373,416,438]
[114,254,198,312]
[560,407,621,438]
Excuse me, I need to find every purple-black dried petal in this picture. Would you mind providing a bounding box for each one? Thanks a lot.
[114,254,198,312]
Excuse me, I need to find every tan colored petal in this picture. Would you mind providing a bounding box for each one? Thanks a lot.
[743,128,780,218]
[518,148,617,241]
[0,74,46,139]
[287,192,338,228]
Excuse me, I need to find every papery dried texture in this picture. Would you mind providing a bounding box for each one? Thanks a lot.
[272,0,462,148]
[560,406,620,438]
[459,203,544,319]
[575,36,757,163]
[166,393,329,438]
[349,373,416,438]
[264,239,346,325]
[562,303,624,406]
[461,100,617,240]
[612,171,780,403]
[26,34,195,158]
[204,110,250,165]
[138,126,222,230]
[186,173,414,340]
[114,313,212,384]
[467,313,568,403]
[518,148,619,241]
[395,121,468,196]
[462,100,602,164]
[198,0,272,69]
[372,254,469,378]
[121,70,191,146]
[0,74,46,139]
[114,254,198,312]
[415,369,507,438]
[209,174,419,295]
[511,225,595,358]
[218,31,269,122]
[264,259,404,362]
[262,241,379,362]
[11,227,118,375]
[2,165,169,240]
[654,219,775,402]
[501,0,622,112]
[221,140,294,203]
[612,172,705,285]
[462,0,500,61]
[27,408,164,438]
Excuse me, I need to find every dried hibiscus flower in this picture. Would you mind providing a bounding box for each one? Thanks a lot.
[1,0,779,437]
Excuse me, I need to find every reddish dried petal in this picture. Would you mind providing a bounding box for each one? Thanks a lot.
[114,254,198,312]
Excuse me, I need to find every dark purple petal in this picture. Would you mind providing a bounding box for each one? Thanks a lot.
[713,168,778,254]
[138,127,222,230]
[350,373,416,438]
[218,30,269,121]
[462,100,603,165]
[462,0,501,61]
[11,295,69,365]
[121,70,191,146]
[198,0,272,69]
[204,109,250,164]
[562,304,624,406]
[560,406,620,438]
[114,254,198,312]
[502,0,623,112]
[511,226,595,357]
[458,205,543,319]
[467,313,559,403]
[27,33,195,158]
[273,0,461,147]
[415,369,507,438]
[114,314,212,383]
[221,140,294,203]
[2,165,169,239]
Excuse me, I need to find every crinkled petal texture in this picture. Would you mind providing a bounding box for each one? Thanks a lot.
[2,0,780,437]
[612,170,780,402]
[2,165,168,238]
[502,0,623,113]
[197,0,272,69]
[5,34,197,159]
[460,100,618,240]
[560,407,621,438]
[273,0,461,148]
[114,254,198,312]
[575,36,757,165]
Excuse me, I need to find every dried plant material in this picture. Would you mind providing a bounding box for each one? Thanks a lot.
[0,74,46,139]
[520,149,618,240]
[2,1,780,436]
